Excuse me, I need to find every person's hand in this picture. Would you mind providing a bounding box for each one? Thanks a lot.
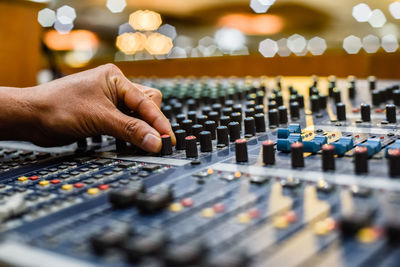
[23,64,175,153]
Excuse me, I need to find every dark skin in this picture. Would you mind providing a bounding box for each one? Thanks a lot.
[0,64,175,153]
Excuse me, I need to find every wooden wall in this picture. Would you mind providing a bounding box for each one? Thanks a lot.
[0,0,43,87]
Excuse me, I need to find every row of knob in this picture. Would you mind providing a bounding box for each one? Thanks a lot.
[335,103,397,123]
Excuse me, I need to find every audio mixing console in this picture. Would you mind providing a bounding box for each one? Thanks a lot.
[0,76,400,266]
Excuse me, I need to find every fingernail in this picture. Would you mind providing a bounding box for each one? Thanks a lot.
[141,133,161,153]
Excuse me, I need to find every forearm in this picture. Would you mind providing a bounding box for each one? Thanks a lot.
[0,87,39,141]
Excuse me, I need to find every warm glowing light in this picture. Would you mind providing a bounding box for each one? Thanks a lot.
[129,10,162,31]
[44,30,99,51]
[116,32,147,55]
[145,33,173,55]
[218,13,283,35]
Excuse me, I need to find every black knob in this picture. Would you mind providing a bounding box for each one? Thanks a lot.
[333,89,341,104]
[228,122,241,142]
[212,103,222,115]
[368,76,376,90]
[354,146,368,174]
[175,129,186,150]
[182,119,193,135]
[386,104,397,123]
[278,106,288,124]
[372,90,381,106]
[217,126,229,146]
[256,91,264,105]
[291,142,304,168]
[268,101,277,110]
[311,95,320,113]
[202,107,212,116]
[224,100,234,108]
[322,144,335,170]
[246,100,256,109]
[290,102,300,120]
[268,109,279,127]
[297,95,305,108]
[394,90,400,106]
[176,114,186,124]
[336,102,346,121]
[197,115,208,126]
[231,112,242,128]
[245,108,255,118]
[200,131,212,152]
[173,102,182,115]
[380,88,388,102]
[185,136,198,158]
[254,105,264,114]
[192,124,203,140]
[162,105,173,119]
[171,122,180,133]
[255,113,266,132]
[275,94,283,107]
[187,99,197,111]
[244,117,256,136]
[161,135,173,155]
[77,138,88,149]
[319,94,327,109]
[388,148,400,177]
[361,104,371,122]
[187,111,197,124]
[204,120,217,140]
[222,107,232,116]
[220,116,230,127]
[208,111,219,124]
[349,85,356,99]
[232,104,242,113]
[263,140,275,165]
[235,139,248,163]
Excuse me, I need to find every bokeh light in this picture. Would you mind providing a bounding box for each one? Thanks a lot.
[44,30,99,51]
[362,35,380,53]
[250,0,272,14]
[382,34,399,53]
[116,32,147,55]
[214,28,246,53]
[56,5,76,25]
[258,38,278,57]
[352,3,371,22]
[287,34,307,54]
[38,8,56,27]
[368,9,386,28]
[307,37,327,55]
[277,38,291,57]
[343,35,362,54]
[118,22,135,35]
[158,24,177,40]
[168,47,187,59]
[218,14,283,35]
[106,0,127,13]
[129,10,162,31]
[54,20,74,34]
[389,2,400,20]
[145,32,173,55]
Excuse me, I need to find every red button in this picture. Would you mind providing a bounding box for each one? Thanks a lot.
[213,203,225,213]
[50,179,60,184]
[181,198,194,207]
[29,176,39,181]
[98,184,109,190]
[248,208,260,219]
[74,183,84,188]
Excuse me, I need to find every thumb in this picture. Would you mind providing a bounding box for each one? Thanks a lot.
[102,109,162,153]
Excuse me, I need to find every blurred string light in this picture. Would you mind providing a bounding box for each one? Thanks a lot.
[352,3,386,28]
[145,33,173,55]
[44,30,99,51]
[129,10,162,31]
[352,3,372,22]
[106,0,127,13]
[382,34,399,52]
[258,38,278,57]
[249,0,275,13]
[343,35,362,54]
[362,35,380,53]
[116,10,174,57]
[214,28,246,54]
[277,38,291,57]
[368,9,386,28]
[38,5,77,34]
[287,34,307,54]
[307,37,327,56]
[389,2,400,19]
[218,13,283,35]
